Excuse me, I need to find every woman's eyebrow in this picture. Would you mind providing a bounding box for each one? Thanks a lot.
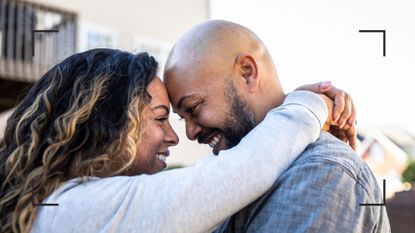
[151,105,170,114]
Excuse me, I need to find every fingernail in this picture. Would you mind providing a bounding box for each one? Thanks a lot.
[320,81,331,90]
[348,118,354,126]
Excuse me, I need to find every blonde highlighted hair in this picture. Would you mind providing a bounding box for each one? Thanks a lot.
[0,49,158,233]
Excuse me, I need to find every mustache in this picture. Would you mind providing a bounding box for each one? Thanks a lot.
[197,128,219,144]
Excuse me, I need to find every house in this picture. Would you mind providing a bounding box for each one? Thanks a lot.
[358,125,415,197]
[0,0,77,114]
[359,130,408,177]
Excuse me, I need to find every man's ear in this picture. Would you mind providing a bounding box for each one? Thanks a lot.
[234,52,259,93]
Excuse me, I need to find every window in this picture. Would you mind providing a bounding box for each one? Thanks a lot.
[134,36,172,75]
[79,22,118,51]
[369,143,385,163]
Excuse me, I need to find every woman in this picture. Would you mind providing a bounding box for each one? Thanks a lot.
[0,48,350,233]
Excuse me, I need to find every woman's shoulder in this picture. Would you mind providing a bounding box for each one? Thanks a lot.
[42,176,139,205]
[31,175,144,232]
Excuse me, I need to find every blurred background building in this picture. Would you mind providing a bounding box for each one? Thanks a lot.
[1,1,414,232]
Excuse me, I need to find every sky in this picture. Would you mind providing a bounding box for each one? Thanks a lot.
[209,0,415,135]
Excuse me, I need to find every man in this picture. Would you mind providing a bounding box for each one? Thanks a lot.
[163,20,390,232]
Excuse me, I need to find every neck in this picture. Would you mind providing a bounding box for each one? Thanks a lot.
[254,91,286,125]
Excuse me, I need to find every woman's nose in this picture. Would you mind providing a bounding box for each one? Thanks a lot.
[165,122,179,146]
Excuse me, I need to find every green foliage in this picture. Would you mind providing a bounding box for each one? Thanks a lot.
[166,164,185,170]
[402,161,415,183]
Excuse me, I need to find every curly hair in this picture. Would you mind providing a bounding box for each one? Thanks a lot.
[0,48,158,233]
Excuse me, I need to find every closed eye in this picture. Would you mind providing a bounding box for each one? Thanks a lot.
[185,105,197,115]
[184,98,206,116]
[156,117,168,123]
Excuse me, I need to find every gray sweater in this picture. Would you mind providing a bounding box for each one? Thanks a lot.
[30,91,328,233]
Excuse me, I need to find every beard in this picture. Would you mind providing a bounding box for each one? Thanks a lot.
[221,80,256,149]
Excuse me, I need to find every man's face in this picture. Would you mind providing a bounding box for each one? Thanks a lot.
[165,68,255,155]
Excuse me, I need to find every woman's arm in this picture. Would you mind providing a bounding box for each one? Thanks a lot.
[31,91,328,233]
[134,91,328,232]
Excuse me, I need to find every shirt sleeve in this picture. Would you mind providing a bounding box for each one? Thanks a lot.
[31,91,328,233]
[128,91,328,233]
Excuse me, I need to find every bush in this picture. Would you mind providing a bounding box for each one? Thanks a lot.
[166,164,185,170]
[402,161,415,183]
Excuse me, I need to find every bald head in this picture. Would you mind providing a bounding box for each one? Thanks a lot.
[165,20,277,84]
[164,20,286,134]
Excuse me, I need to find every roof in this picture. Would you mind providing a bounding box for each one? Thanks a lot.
[359,130,408,165]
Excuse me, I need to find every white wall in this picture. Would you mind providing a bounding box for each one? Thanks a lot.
[0,109,13,139]
[32,0,209,44]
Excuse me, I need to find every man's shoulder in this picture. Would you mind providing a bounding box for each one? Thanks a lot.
[289,132,372,181]
[276,131,382,203]
[215,132,388,233]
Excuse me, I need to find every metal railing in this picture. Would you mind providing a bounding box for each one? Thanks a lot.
[0,0,77,82]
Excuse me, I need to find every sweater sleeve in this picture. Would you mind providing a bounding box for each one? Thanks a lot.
[31,91,328,233]
[130,91,328,233]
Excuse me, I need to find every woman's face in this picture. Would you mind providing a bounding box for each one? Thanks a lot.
[132,77,179,175]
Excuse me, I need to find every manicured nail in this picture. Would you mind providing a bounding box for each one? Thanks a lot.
[348,118,354,126]
[320,81,331,90]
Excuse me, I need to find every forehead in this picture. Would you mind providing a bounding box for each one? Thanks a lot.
[164,68,225,110]
[163,52,232,108]
[147,77,170,108]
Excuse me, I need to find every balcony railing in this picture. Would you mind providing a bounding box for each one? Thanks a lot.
[0,0,77,83]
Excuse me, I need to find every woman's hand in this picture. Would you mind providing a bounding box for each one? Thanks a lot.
[295,81,357,150]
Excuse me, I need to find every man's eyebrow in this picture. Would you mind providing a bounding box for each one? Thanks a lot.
[151,105,170,114]
[177,94,197,110]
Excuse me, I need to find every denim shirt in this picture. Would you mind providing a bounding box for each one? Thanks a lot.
[215,132,391,233]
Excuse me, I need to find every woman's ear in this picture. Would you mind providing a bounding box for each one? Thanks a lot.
[234,52,260,93]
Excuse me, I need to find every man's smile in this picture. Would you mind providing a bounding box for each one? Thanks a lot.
[198,130,226,155]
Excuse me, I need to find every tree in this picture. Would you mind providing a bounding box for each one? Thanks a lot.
[402,161,415,184]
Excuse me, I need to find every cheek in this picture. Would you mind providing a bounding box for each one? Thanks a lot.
[137,124,165,155]
[150,125,165,147]
[198,108,227,128]
[133,124,165,173]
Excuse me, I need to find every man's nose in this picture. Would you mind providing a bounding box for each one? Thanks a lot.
[185,119,202,141]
